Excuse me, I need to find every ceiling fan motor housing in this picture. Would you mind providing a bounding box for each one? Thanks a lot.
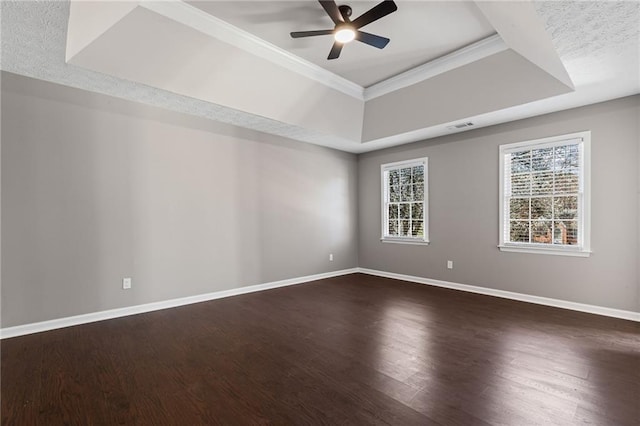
[338,5,353,19]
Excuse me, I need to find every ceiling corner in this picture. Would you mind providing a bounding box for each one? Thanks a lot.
[475,0,574,91]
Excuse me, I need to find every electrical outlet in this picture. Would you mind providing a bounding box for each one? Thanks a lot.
[329,253,334,261]
[447,261,453,269]
[123,277,132,289]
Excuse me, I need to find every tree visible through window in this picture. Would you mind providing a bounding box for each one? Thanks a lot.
[381,158,428,243]
[499,132,591,256]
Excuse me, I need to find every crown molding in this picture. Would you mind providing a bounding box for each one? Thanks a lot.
[363,34,508,101]
[138,0,365,100]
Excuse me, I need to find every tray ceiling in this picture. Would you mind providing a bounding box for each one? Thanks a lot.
[2,0,638,153]
[187,1,496,87]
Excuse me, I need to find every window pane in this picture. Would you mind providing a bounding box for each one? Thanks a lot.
[567,145,579,169]
[511,151,531,173]
[388,204,398,219]
[532,148,554,171]
[412,166,424,184]
[532,221,552,244]
[509,198,530,219]
[555,220,578,245]
[532,171,553,195]
[553,223,564,244]
[511,173,530,195]
[399,220,411,236]
[389,170,400,186]
[400,168,412,185]
[413,183,424,201]
[400,185,412,202]
[531,197,552,220]
[388,220,398,236]
[411,203,423,220]
[555,145,579,171]
[554,196,578,220]
[411,221,424,237]
[399,203,410,220]
[510,221,529,243]
[389,185,400,202]
[554,171,579,194]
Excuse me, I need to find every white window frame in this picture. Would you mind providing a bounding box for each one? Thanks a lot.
[380,158,429,245]
[498,131,591,257]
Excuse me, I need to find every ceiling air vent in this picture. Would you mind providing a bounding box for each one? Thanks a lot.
[447,121,475,131]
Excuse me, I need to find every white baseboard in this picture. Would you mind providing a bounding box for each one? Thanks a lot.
[3,266,637,338]
[357,268,640,322]
[0,268,359,339]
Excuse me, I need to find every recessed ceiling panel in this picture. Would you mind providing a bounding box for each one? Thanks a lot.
[188,1,496,87]
[66,4,365,143]
[362,49,574,141]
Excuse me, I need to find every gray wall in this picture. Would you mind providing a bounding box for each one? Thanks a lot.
[359,95,640,312]
[2,71,638,328]
[1,73,359,327]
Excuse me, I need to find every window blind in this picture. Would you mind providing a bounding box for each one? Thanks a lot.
[503,137,584,248]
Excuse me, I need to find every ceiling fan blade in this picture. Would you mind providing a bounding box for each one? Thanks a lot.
[290,29,334,38]
[355,31,390,49]
[327,42,343,60]
[351,1,397,29]
[319,0,343,25]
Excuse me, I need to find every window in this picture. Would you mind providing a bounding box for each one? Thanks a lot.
[381,158,429,244]
[499,131,591,256]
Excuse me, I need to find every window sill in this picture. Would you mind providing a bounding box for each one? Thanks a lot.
[381,238,430,246]
[498,245,591,257]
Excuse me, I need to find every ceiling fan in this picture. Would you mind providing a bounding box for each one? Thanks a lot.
[290,0,398,60]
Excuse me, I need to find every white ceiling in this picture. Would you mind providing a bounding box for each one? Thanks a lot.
[187,1,496,87]
[1,1,639,153]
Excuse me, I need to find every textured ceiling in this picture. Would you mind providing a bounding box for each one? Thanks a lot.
[188,1,496,87]
[1,0,639,153]
[534,1,640,88]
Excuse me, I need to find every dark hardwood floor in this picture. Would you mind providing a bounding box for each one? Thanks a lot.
[2,273,639,425]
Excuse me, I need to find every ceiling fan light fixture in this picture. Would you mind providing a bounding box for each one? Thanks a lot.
[335,27,356,44]
[290,0,397,59]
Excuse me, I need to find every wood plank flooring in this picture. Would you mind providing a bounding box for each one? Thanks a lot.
[2,273,639,425]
